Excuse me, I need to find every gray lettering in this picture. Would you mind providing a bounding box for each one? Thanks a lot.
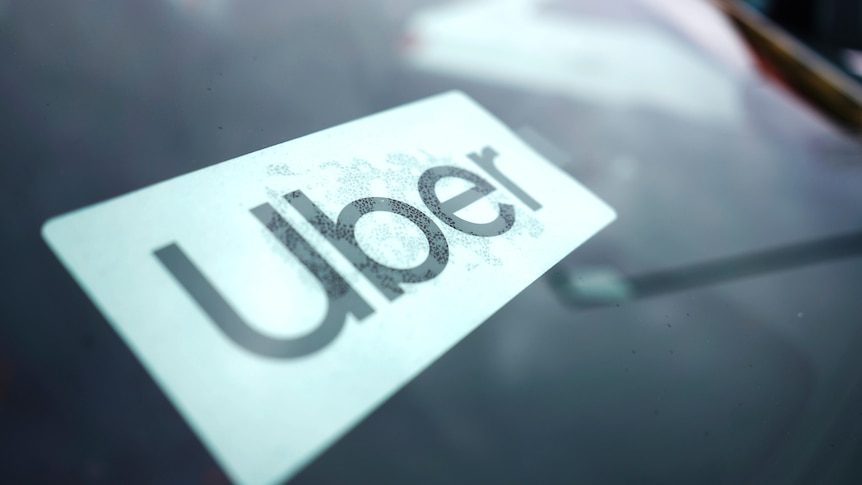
[286,192,449,301]
[467,146,542,211]
[418,165,514,237]
[153,203,373,359]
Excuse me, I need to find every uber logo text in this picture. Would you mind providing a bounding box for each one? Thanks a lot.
[154,146,541,358]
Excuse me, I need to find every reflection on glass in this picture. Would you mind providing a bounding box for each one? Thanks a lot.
[550,230,862,307]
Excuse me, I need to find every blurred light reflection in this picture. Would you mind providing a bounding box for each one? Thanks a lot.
[402,0,742,123]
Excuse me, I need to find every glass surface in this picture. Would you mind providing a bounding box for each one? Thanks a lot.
[2,0,862,483]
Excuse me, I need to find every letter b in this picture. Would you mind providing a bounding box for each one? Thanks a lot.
[285,191,450,301]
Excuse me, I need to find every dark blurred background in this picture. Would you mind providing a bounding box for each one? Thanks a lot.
[748,0,862,80]
[2,1,862,483]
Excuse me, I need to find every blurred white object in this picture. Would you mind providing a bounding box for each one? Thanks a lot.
[637,0,755,75]
[403,0,742,124]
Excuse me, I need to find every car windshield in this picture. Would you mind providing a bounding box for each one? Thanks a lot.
[2,1,862,483]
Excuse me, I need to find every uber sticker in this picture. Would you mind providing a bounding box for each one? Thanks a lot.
[42,92,616,485]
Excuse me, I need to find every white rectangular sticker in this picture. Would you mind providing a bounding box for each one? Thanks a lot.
[42,92,615,485]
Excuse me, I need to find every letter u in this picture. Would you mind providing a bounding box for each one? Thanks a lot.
[154,203,373,359]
